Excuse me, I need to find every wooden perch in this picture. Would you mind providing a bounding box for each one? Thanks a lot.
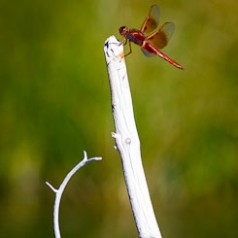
[104,36,162,238]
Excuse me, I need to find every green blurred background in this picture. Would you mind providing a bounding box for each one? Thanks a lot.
[0,0,237,237]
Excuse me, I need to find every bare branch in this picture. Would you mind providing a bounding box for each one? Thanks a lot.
[46,151,102,238]
[104,36,162,238]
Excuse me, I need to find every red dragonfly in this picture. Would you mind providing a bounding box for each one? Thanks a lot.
[119,5,184,69]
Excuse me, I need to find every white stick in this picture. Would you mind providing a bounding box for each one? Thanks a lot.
[104,36,162,238]
[46,151,102,238]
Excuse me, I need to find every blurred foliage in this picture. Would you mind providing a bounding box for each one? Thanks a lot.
[0,0,238,237]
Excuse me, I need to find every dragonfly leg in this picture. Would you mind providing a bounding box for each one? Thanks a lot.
[116,39,132,59]
[124,40,132,57]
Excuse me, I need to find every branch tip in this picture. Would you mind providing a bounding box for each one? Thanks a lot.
[45,181,58,193]
[86,156,102,165]
[93,156,102,161]
[83,150,88,161]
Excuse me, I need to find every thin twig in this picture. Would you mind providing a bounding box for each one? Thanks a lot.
[46,151,102,238]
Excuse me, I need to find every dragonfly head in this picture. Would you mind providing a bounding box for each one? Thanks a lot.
[119,26,129,36]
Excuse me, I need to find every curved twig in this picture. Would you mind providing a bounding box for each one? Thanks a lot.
[46,151,102,238]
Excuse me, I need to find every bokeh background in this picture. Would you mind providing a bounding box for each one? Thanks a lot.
[0,0,237,237]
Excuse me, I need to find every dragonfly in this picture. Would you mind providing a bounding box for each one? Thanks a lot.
[119,5,184,69]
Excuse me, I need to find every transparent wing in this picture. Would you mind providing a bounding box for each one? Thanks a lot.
[145,22,175,49]
[140,5,160,33]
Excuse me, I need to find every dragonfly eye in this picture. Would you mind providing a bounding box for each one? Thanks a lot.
[119,26,128,35]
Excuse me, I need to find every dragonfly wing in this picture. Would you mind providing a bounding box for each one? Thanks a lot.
[140,5,160,33]
[146,22,175,49]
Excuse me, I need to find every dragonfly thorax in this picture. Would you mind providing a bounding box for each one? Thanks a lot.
[119,26,145,46]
